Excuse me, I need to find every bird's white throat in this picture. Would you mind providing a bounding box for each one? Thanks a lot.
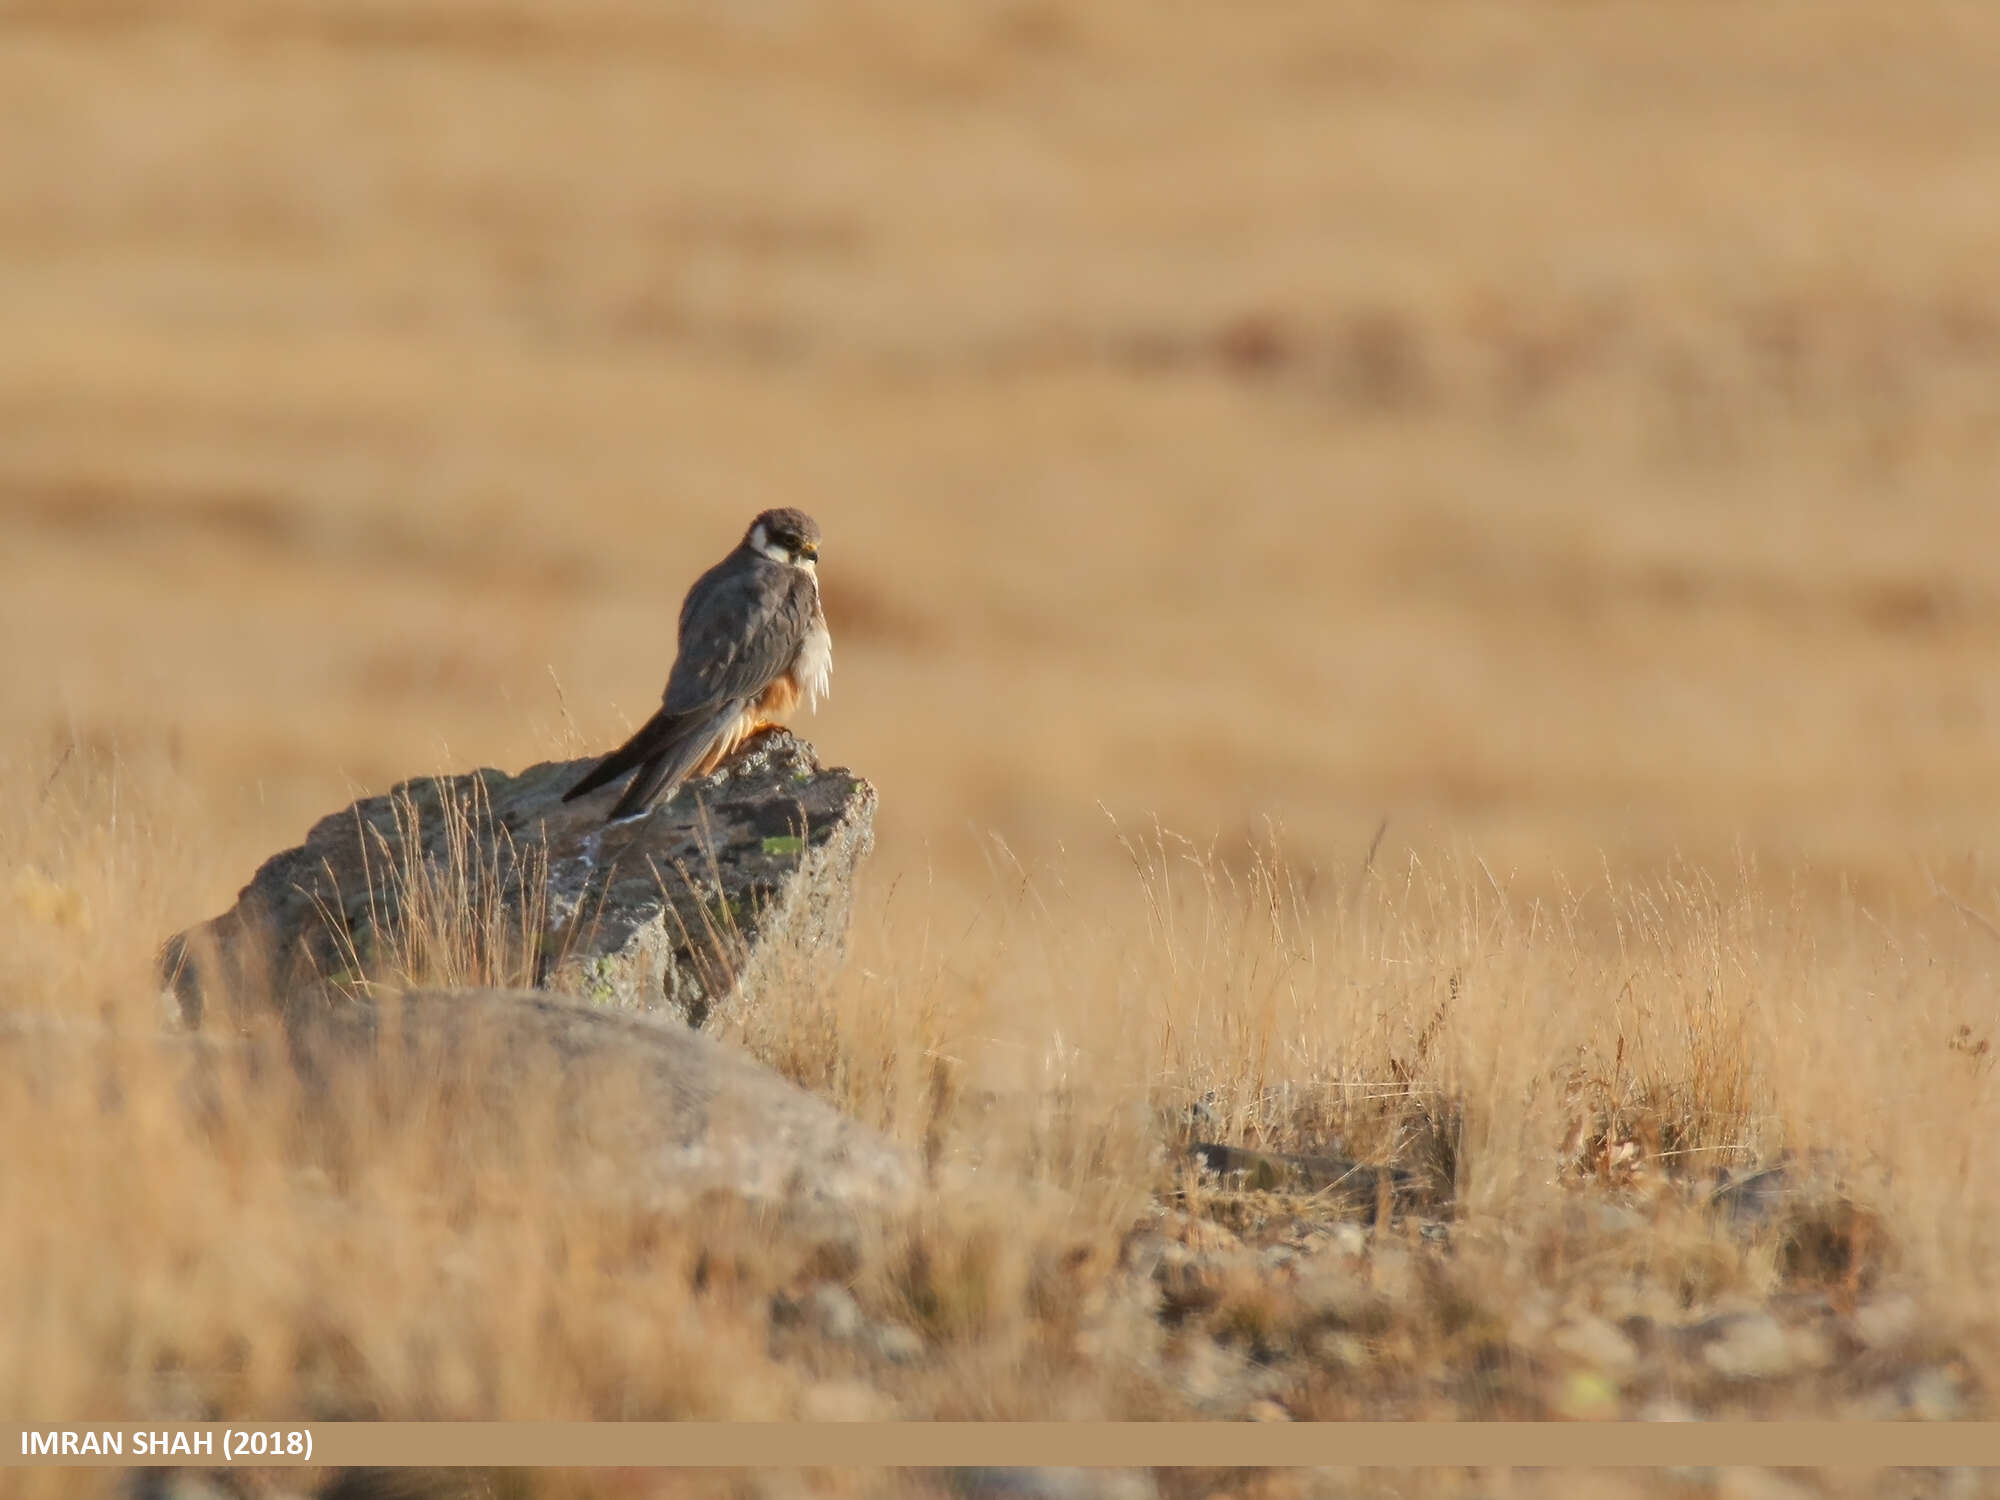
[749,520,815,571]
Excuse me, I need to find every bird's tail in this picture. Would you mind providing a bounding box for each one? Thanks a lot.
[561,707,673,803]
[563,701,744,821]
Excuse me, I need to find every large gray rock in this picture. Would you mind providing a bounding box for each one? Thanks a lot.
[9,987,918,1243]
[163,730,874,1031]
[287,988,919,1233]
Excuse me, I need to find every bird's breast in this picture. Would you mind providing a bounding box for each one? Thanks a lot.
[794,611,833,710]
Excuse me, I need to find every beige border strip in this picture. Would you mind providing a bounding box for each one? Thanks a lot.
[8,1424,2000,1468]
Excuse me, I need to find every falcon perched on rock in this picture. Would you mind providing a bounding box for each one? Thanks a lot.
[565,508,832,822]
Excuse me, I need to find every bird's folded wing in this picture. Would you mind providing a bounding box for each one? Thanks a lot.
[663,561,817,715]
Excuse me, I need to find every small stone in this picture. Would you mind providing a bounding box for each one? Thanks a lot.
[1174,1336,1244,1404]
[1852,1294,1917,1349]
[1702,1314,1794,1381]
[1245,1398,1291,1422]
[952,1470,1157,1500]
[1905,1366,1965,1421]
[806,1283,863,1342]
[871,1321,925,1365]
[1260,1244,1299,1276]
[1551,1315,1638,1375]
[1119,1230,1179,1288]
[1330,1224,1367,1259]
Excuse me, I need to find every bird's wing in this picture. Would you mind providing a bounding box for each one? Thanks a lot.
[661,557,816,715]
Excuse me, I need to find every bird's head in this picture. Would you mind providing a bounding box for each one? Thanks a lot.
[745,507,822,570]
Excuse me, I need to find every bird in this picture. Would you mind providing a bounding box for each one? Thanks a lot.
[563,507,832,823]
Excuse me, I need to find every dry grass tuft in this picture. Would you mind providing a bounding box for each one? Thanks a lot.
[342,777,552,996]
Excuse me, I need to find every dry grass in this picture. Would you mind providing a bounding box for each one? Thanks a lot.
[7,1,2000,1495]
[8,755,2000,1437]
[362,777,553,993]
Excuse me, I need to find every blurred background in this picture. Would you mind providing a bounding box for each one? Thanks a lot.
[6,0,2000,928]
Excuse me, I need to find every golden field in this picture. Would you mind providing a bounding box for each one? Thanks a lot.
[6,3,2000,1496]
